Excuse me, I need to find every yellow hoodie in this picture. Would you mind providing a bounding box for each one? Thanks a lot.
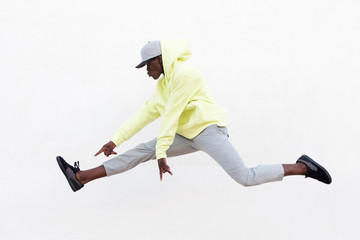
[111,39,227,159]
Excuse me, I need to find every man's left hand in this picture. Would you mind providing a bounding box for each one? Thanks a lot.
[157,158,173,181]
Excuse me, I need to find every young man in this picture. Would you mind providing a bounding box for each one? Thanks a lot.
[57,39,332,192]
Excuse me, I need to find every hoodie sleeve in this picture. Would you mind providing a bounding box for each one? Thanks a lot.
[111,94,160,147]
[155,73,199,159]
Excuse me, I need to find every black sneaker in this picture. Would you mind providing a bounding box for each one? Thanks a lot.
[56,156,84,192]
[296,155,332,184]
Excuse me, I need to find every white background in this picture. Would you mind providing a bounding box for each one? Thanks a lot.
[1,0,359,239]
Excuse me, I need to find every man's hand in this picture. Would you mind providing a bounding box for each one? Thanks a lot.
[158,158,173,181]
[95,141,117,157]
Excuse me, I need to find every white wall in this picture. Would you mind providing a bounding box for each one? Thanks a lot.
[1,0,359,239]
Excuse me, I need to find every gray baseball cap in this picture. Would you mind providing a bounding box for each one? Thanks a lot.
[135,40,162,68]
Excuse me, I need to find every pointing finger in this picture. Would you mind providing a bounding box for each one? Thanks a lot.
[160,168,163,181]
[94,148,104,157]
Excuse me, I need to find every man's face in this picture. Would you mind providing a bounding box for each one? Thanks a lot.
[146,56,163,80]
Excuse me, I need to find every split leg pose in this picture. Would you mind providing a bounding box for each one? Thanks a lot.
[57,40,331,192]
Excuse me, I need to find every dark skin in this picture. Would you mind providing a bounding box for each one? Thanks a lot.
[75,55,307,185]
[146,56,164,80]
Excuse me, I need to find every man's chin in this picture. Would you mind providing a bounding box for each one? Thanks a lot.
[151,74,162,80]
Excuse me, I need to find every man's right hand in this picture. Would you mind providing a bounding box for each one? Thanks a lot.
[95,141,117,157]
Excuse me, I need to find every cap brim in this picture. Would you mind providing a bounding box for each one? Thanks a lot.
[135,60,147,69]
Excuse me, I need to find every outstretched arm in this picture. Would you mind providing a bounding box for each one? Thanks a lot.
[111,94,160,147]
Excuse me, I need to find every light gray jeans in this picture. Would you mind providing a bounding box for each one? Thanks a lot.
[103,125,284,186]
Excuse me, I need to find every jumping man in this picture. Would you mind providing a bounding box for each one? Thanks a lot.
[57,39,332,192]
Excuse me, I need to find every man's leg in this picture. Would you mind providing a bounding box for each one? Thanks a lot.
[76,134,198,185]
[192,125,286,186]
[193,125,331,186]
[283,163,307,176]
[76,165,106,185]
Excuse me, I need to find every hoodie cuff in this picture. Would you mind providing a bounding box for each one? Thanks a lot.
[110,136,123,147]
[156,151,167,160]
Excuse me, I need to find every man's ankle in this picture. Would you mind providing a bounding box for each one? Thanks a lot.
[296,162,307,175]
[76,171,86,185]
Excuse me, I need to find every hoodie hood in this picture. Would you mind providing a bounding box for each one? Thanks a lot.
[160,39,192,78]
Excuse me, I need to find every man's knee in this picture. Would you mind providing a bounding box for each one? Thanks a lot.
[230,169,258,187]
[234,177,252,187]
